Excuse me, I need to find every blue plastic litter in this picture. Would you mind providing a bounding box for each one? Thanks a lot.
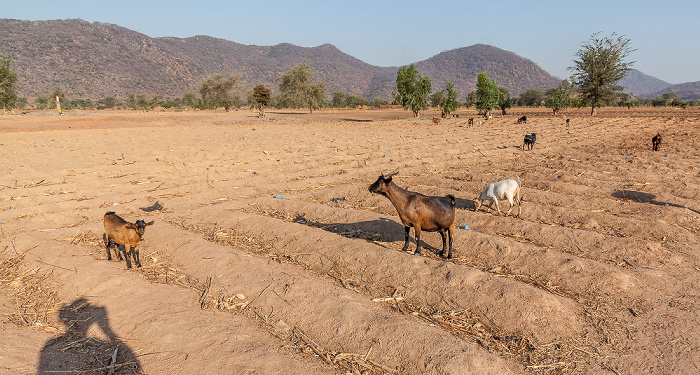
[274,194,284,199]
[459,224,469,230]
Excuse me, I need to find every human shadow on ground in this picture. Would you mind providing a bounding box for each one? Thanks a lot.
[612,190,700,215]
[38,297,142,375]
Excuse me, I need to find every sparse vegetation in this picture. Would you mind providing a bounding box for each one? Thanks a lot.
[251,84,272,118]
[570,32,635,116]
[276,62,327,113]
[199,74,242,111]
[394,64,431,117]
[545,79,576,114]
[0,56,18,111]
[475,72,499,118]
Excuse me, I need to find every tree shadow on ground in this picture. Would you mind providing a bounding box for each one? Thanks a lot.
[612,190,700,214]
[38,297,142,375]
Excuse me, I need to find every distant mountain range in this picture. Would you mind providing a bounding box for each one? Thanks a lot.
[1,19,698,101]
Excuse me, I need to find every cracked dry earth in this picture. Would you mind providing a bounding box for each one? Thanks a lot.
[1,107,698,374]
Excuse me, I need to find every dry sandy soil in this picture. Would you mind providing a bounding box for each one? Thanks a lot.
[0,106,698,374]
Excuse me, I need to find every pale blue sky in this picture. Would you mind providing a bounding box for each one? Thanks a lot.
[4,0,699,84]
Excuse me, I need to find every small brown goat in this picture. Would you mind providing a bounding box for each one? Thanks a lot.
[104,212,153,268]
[432,117,441,124]
[369,169,456,258]
[652,133,662,151]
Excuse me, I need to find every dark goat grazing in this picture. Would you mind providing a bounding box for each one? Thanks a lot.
[523,133,537,151]
[468,118,474,127]
[652,133,662,151]
[368,169,456,258]
[516,115,527,124]
[104,212,154,268]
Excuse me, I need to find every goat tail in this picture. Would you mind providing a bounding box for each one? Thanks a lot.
[447,194,456,206]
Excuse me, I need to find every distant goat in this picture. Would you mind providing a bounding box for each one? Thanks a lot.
[652,133,662,151]
[468,118,474,127]
[523,133,537,151]
[432,117,441,124]
[104,212,154,268]
[452,113,459,118]
[369,169,456,258]
[566,118,570,126]
[473,177,522,217]
[516,115,527,124]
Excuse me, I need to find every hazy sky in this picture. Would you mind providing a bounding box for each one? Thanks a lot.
[5,0,699,84]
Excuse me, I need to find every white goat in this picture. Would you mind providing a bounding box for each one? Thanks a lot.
[473,177,522,217]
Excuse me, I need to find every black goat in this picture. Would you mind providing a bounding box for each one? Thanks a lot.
[516,115,527,124]
[652,133,662,151]
[468,118,474,127]
[523,133,537,151]
[368,169,456,259]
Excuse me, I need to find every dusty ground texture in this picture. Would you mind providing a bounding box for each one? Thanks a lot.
[0,106,698,374]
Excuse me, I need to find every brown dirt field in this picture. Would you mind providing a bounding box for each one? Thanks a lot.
[0,106,698,374]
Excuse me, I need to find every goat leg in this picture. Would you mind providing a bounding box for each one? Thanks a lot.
[447,227,453,259]
[439,230,448,258]
[401,226,411,252]
[134,246,142,268]
[124,246,133,268]
[413,227,422,256]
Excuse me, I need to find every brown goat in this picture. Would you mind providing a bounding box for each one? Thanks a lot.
[104,212,153,268]
[368,169,456,258]
[432,117,441,124]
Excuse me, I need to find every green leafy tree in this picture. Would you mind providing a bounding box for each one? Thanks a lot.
[199,74,241,111]
[545,80,576,115]
[0,56,18,111]
[181,92,198,108]
[430,90,445,108]
[475,73,499,118]
[497,86,511,115]
[332,91,346,108]
[463,91,476,108]
[394,64,431,117]
[570,33,635,116]
[252,84,272,118]
[277,62,327,113]
[519,88,545,107]
[440,81,460,117]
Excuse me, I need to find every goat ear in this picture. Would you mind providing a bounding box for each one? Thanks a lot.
[146,221,154,226]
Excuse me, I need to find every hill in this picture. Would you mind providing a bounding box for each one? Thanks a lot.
[414,44,561,96]
[0,18,629,101]
[621,69,671,97]
[648,81,700,101]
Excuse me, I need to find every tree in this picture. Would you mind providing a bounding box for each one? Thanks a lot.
[545,80,575,115]
[332,91,346,108]
[569,33,635,116]
[277,62,327,113]
[440,81,460,117]
[519,88,545,107]
[497,86,511,115]
[35,87,67,110]
[199,74,240,111]
[430,90,445,108]
[475,73,499,118]
[394,64,431,117]
[0,56,18,111]
[252,84,272,118]
[463,91,476,109]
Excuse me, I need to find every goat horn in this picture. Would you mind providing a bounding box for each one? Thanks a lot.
[383,168,399,178]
